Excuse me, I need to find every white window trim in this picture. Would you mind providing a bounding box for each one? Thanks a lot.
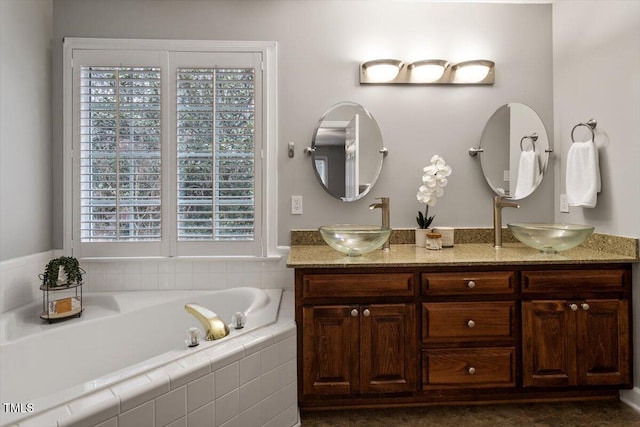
[63,38,278,260]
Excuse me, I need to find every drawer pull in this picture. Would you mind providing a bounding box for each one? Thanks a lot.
[569,303,579,311]
[467,320,476,328]
[468,367,476,375]
[350,309,359,317]
[467,280,476,289]
[581,303,590,311]
[363,308,371,317]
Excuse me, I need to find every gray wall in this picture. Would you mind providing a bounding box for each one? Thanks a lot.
[50,0,554,248]
[0,0,53,261]
[551,0,640,400]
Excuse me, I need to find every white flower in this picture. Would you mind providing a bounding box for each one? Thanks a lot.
[417,155,451,207]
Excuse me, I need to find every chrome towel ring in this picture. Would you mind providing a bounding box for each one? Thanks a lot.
[520,133,538,152]
[571,119,597,143]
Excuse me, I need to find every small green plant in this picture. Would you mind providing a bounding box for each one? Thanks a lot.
[41,256,84,288]
[416,210,435,230]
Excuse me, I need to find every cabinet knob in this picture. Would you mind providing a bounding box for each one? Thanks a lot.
[467,280,476,289]
[363,309,371,317]
[581,303,590,311]
[468,367,476,375]
[569,303,579,311]
[350,309,359,317]
[467,320,476,328]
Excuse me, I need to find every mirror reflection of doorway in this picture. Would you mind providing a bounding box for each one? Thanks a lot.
[314,156,328,186]
[344,114,359,200]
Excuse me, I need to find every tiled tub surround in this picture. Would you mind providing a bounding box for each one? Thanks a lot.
[0,252,294,314]
[0,289,298,427]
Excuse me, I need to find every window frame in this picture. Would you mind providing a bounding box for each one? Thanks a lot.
[63,38,278,259]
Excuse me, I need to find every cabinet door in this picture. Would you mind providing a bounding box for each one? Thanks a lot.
[302,305,359,396]
[360,304,417,393]
[576,299,631,386]
[522,300,576,387]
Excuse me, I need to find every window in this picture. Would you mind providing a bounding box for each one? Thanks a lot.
[64,40,276,258]
[80,66,163,242]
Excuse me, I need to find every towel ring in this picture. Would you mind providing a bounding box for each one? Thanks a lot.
[519,133,538,152]
[571,119,597,143]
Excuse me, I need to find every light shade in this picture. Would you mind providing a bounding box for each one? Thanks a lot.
[409,60,449,83]
[361,59,403,83]
[453,60,495,83]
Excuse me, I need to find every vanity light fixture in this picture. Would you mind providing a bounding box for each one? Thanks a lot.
[361,59,403,83]
[360,58,494,85]
[452,60,495,84]
[408,60,449,83]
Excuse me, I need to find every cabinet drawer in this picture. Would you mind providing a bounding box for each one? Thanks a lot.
[422,302,514,342]
[522,269,627,293]
[302,273,414,298]
[423,347,515,388]
[422,271,514,295]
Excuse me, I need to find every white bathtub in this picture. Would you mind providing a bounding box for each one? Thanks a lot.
[0,287,298,427]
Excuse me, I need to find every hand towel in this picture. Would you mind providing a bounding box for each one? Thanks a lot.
[513,150,541,199]
[566,139,600,208]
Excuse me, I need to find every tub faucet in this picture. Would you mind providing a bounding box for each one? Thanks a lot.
[369,197,391,251]
[493,195,519,248]
[185,303,230,341]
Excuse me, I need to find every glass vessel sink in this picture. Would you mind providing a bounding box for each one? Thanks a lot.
[318,225,392,256]
[507,223,595,253]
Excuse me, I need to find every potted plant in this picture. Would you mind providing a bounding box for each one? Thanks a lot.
[40,256,85,288]
[416,155,452,247]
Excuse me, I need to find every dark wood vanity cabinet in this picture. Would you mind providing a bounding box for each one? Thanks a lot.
[521,269,632,388]
[302,303,416,396]
[295,264,633,410]
[298,271,417,401]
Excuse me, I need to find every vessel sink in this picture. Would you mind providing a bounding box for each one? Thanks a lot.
[318,225,392,256]
[507,223,595,253]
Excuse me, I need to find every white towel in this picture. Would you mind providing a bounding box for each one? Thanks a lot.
[566,139,601,208]
[513,150,541,199]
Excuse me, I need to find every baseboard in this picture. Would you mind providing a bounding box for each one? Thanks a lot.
[620,387,640,413]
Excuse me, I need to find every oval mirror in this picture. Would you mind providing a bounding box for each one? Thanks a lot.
[310,102,385,201]
[478,103,551,200]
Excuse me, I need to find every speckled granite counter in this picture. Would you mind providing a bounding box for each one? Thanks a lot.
[287,242,638,268]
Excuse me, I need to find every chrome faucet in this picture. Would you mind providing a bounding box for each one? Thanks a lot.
[369,197,391,251]
[185,303,230,341]
[493,196,519,248]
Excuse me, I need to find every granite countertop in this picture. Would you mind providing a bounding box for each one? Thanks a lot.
[287,243,638,268]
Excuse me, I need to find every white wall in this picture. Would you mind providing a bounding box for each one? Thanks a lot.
[551,0,640,405]
[0,0,53,261]
[50,0,555,248]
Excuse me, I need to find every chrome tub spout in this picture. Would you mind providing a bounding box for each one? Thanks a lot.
[185,303,230,341]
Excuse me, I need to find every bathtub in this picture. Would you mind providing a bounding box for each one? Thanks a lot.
[0,287,298,427]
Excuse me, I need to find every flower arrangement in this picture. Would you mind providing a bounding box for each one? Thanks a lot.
[416,155,452,229]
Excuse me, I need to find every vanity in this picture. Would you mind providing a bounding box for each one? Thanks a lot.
[287,239,636,411]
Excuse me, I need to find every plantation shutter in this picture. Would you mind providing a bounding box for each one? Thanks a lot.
[80,66,162,241]
[173,51,262,257]
[176,67,256,241]
[71,47,263,258]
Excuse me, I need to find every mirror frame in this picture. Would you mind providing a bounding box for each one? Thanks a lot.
[478,103,551,200]
[310,101,385,202]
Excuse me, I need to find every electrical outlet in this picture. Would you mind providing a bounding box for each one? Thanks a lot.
[560,194,569,213]
[291,195,303,215]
